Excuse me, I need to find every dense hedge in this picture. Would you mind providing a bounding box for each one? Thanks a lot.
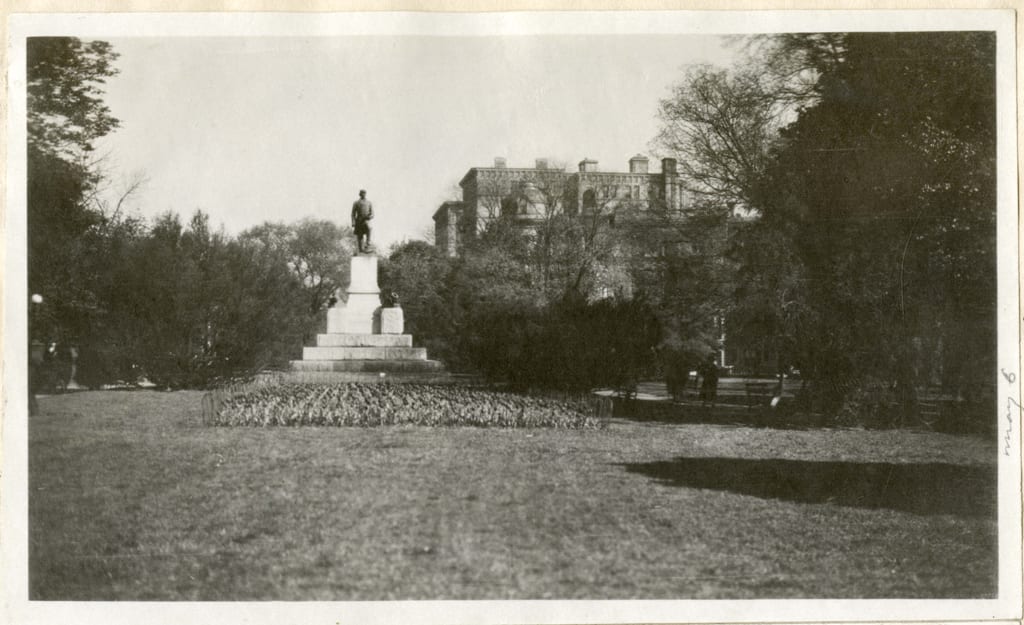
[381,239,663,393]
[208,382,605,429]
[466,296,661,393]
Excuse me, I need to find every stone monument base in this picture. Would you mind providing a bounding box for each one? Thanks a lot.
[287,254,451,384]
[288,331,450,383]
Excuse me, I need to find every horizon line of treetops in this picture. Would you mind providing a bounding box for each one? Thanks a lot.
[28,33,998,432]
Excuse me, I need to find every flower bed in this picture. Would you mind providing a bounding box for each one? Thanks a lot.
[208,383,604,429]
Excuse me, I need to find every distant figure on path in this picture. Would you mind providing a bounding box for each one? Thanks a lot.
[698,354,719,407]
[28,341,44,415]
[351,189,374,254]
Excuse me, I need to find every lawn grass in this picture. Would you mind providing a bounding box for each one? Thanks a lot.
[28,390,997,600]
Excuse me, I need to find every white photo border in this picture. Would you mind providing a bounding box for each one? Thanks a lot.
[2,9,1019,625]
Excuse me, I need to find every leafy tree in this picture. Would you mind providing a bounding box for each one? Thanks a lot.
[533,206,635,304]
[625,199,736,380]
[24,38,364,389]
[653,63,788,382]
[742,33,846,105]
[457,216,538,307]
[26,38,122,349]
[28,37,120,160]
[381,215,663,390]
[725,214,810,384]
[212,233,313,377]
[761,32,997,416]
[71,210,148,387]
[455,165,639,305]
[103,212,323,388]
[655,32,996,425]
[239,218,354,317]
[379,240,464,368]
[573,294,662,394]
[114,211,220,387]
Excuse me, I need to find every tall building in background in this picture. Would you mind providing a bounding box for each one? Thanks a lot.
[433,155,687,257]
[430,154,773,374]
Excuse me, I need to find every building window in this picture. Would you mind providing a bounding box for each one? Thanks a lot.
[582,189,597,211]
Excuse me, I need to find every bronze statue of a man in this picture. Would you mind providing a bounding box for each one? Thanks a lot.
[351,189,374,254]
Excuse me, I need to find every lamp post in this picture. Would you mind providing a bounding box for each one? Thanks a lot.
[29,294,44,362]
[29,294,44,415]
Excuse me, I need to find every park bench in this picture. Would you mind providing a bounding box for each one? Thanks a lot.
[914,399,941,428]
[744,381,778,409]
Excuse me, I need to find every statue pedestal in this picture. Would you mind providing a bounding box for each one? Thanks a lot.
[290,254,445,383]
[328,256,381,334]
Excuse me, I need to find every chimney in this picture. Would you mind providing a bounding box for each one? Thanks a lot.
[494,157,507,169]
[661,157,678,176]
[629,154,649,174]
[535,158,549,170]
[578,158,599,173]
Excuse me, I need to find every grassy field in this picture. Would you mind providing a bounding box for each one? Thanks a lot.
[28,390,997,600]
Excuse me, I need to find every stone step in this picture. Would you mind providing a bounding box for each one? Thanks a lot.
[302,346,427,361]
[290,359,445,373]
[280,371,459,384]
[316,333,413,347]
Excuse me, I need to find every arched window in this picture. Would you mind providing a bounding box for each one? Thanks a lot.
[582,189,597,211]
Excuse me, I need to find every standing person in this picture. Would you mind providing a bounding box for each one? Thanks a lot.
[28,341,44,415]
[698,354,719,407]
[351,189,374,254]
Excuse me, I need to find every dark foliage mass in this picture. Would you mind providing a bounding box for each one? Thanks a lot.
[660,32,998,425]
[28,33,1000,422]
[27,38,352,389]
[764,33,997,417]
[28,36,657,392]
[28,37,120,159]
[466,296,660,393]
[34,205,351,389]
[381,234,662,394]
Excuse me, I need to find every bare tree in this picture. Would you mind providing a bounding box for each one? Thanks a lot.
[656,64,786,212]
[90,169,148,222]
[743,33,846,105]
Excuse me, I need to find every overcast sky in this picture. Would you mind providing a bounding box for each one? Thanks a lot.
[95,35,736,248]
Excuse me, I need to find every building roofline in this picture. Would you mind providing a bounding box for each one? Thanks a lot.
[458,158,675,188]
[576,171,661,179]
[432,201,464,221]
[459,166,569,188]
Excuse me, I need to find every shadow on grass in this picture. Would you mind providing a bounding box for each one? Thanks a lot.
[620,457,996,517]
